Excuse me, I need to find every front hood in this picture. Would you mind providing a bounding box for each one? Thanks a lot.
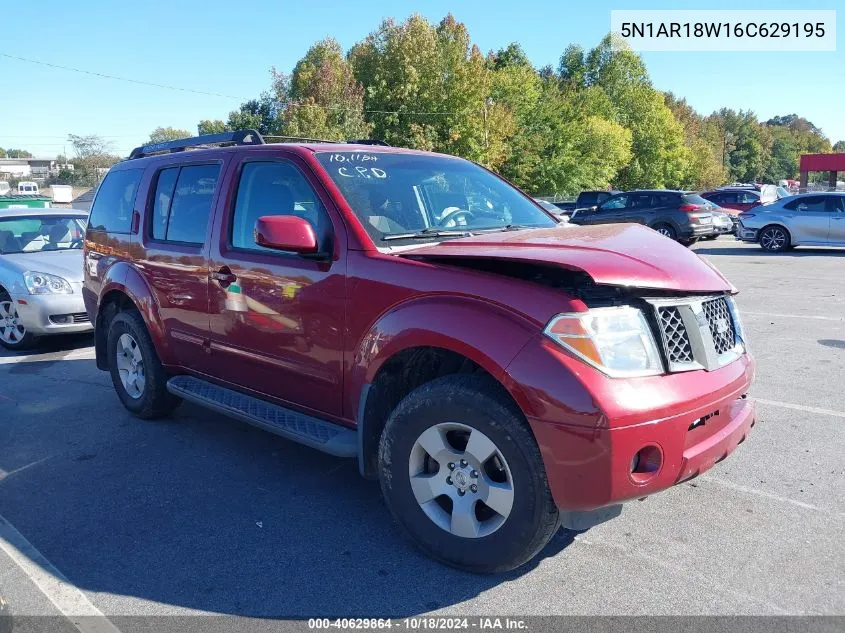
[401,224,731,292]
[1,249,84,283]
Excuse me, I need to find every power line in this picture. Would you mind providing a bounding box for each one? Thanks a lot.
[0,52,481,117]
[0,53,245,100]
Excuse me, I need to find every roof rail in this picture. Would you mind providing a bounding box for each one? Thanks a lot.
[128,129,264,160]
[263,135,391,146]
[346,139,390,146]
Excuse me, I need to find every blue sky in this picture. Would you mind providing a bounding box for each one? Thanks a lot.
[1,0,842,158]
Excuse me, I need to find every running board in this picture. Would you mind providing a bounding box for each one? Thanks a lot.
[166,375,357,458]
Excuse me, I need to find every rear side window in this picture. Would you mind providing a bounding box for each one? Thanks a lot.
[682,194,711,206]
[88,169,143,233]
[151,168,179,240]
[579,192,598,205]
[652,193,678,206]
[150,164,221,244]
[784,196,827,212]
[629,193,653,209]
[739,191,760,204]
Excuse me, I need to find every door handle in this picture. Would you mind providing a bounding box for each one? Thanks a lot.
[212,268,237,285]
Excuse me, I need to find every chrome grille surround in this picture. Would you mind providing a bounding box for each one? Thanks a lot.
[646,296,743,373]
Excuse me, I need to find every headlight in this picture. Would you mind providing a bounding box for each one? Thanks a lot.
[23,271,73,295]
[725,295,747,350]
[544,306,664,377]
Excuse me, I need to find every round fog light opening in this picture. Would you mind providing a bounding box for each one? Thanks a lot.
[630,445,663,485]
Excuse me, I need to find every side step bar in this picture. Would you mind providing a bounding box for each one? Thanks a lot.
[166,375,357,458]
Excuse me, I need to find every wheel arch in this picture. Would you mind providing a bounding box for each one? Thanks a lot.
[94,263,169,370]
[350,296,538,480]
[356,344,526,480]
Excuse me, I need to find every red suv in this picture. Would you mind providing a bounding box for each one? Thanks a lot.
[700,188,763,215]
[83,131,755,573]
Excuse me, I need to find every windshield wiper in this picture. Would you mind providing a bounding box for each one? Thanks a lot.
[382,228,471,241]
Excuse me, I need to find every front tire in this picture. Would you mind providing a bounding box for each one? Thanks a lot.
[759,225,791,252]
[378,375,559,573]
[0,291,37,351]
[107,310,180,419]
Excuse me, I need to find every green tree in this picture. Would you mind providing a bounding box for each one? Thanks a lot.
[560,36,691,189]
[228,93,282,135]
[0,148,6,158]
[834,140,845,152]
[148,126,191,143]
[763,125,799,181]
[67,134,120,187]
[491,47,630,195]
[664,93,726,189]
[5,149,33,158]
[350,14,495,165]
[281,38,371,141]
[197,120,228,135]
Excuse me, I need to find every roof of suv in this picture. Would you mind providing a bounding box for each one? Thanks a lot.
[118,130,460,170]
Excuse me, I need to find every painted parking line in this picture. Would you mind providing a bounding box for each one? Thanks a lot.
[0,514,122,633]
[698,476,844,517]
[0,349,95,365]
[743,311,844,322]
[755,397,845,420]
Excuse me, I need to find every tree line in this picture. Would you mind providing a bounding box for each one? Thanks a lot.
[6,14,839,196]
[175,15,835,195]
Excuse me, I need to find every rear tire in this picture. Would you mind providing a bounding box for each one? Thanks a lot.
[378,374,559,573]
[107,310,181,419]
[759,225,790,252]
[653,224,677,241]
[0,291,38,351]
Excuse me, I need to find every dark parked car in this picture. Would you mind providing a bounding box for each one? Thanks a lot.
[83,131,754,573]
[569,190,714,245]
[574,190,621,210]
[551,190,620,218]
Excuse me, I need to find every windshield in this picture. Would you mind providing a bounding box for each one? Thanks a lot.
[315,152,556,244]
[0,216,87,254]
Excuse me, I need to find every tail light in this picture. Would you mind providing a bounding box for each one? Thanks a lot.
[679,203,702,212]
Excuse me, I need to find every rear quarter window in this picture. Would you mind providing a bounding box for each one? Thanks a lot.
[88,169,144,233]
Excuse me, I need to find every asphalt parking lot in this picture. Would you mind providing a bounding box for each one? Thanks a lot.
[1,239,843,626]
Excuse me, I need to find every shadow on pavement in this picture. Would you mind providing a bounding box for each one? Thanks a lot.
[694,244,845,257]
[0,357,577,618]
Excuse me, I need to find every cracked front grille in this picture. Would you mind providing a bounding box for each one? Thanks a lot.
[703,297,736,355]
[657,306,694,364]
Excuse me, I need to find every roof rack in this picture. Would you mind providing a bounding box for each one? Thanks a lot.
[346,139,390,146]
[264,135,390,146]
[128,129,264,160]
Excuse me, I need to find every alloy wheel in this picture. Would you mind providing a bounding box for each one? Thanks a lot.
[0,300,26,346]
[761,227,787,251]
[408,422,514,539]
[115,333,146,399]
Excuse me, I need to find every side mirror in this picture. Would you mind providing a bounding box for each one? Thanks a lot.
[254,216,318,254]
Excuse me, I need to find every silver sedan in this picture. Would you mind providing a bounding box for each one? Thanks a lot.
[736,193,845,252]
[0,209,93,350]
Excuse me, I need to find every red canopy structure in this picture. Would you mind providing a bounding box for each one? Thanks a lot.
[799,153,845,191]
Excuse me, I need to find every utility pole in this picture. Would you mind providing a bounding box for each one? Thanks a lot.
[483,97,493,166]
